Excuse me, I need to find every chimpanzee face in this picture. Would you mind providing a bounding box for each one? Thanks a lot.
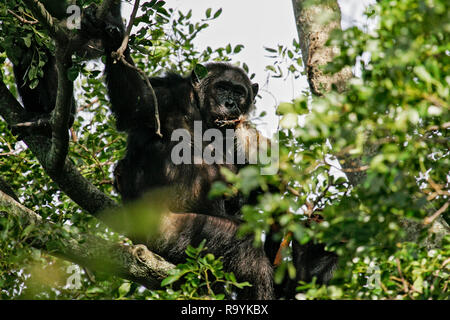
[194,63,259,128]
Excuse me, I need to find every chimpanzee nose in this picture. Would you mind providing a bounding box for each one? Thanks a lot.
[225,100,236,109]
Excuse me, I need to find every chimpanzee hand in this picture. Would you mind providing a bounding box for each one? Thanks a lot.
[80,4,124,51]
[80,4,104,39]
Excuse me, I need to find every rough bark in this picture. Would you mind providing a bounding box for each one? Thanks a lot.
[0,190,175,289]
[292,0,373,187]
[0,0,179,292]
[291,0,352,96]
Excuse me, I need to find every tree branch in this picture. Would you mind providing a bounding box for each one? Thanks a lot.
[7,9,39,25]
[291,0,352,95]
[46,44,74,175]
[291,0,366,184]
[22,0,66,41]
[20,0,76,175]
[0,190,174,289]
[424,201,449,226]
[0,74,118,217]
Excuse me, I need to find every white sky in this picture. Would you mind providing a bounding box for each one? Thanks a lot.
[123,0,375,136]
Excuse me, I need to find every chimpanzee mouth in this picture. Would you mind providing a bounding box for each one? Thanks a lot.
[214,116,246,128]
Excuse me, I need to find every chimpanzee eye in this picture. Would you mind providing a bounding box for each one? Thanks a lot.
[216,83,229,91]
[234,88,245,96]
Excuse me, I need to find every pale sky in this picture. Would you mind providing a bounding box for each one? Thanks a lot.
[123,0,375,136]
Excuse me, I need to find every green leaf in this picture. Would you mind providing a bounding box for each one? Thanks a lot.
[161,275,181,287]
[118,282,131,298]
[23,36,32,48]
[194,63,208,80]
[213,8,222,19]
[234,44,244,54]
[67,67,79,82]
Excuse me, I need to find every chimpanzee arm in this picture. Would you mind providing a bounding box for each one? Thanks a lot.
[104,48,157,132]
[82,4,157,132]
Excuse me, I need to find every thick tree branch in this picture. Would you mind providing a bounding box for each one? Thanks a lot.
[0,74,118,216]
[291,0,371,186]
[0,190,174,289]
[291,0,352,96]
[116,0,141,57]
[46,45,73,175]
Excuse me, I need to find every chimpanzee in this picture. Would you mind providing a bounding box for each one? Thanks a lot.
[10,1,337,300]
[80,3,274,299]
[82,3,338,298]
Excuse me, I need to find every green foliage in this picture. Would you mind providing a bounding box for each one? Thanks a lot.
[264,40,304,79]
[243,0,448,299]
[129,3,241,75]
[149,240,250,300]
[210,0,449,299]
[0,0,448,300]
[0,0,247,300]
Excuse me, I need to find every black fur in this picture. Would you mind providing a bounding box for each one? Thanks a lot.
[9,1,339,300]
[81,4,273,299]
[79,3,339,299]
[11,0,76,124]
[11,46,75,137]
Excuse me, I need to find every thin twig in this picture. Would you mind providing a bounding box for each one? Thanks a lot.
[77,98,99,113]
[8,9,39,24]
[287,186,301,197]
[423,201,449,226]
[341,165,369,173]
[395,258,413,298]
[117,0,141,57]
[70,127,78,143]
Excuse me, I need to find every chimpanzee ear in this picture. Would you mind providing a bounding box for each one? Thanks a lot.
[251,83,259,99]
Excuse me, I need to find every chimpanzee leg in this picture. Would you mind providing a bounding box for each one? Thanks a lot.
[150,213,274,300]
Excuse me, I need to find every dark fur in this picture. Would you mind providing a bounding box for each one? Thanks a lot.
[81,4,273,299]
[81,3,339,299]
[11,1,76,124]
[11,2,338,300]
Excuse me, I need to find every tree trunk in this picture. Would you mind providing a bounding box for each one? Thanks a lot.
[291,0,352,96]
[291,0,449,245]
